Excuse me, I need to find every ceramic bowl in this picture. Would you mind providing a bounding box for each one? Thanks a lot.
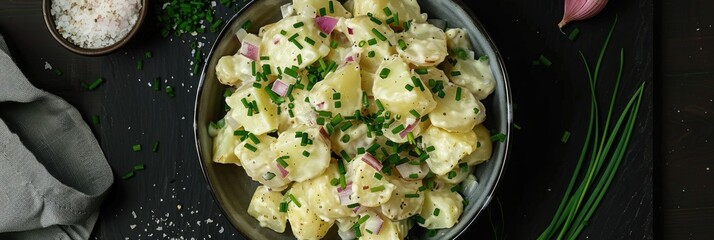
[194,0,512,239]
[42,0,148,56]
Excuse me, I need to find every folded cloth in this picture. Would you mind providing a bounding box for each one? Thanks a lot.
[0,34,113,239]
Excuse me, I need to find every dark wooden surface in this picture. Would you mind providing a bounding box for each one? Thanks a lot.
[1,0,703,239]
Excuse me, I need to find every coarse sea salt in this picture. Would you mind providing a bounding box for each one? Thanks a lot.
[50,0,142,49]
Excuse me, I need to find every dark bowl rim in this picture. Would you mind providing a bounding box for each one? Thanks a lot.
[41,0,148,56]
[193,0,513,239]
[193,1,264,239]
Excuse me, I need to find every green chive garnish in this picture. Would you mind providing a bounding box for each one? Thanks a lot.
[491,133,506,142]
[539,54,552,67]
[568,27,581,41]
[455,87,463,101]
[451,71,462,77]
[374,172,383,180]
[405,193,420,198]
[561,131,571,143]
[398,39,407,50]
[328,1,334,13]
[319,7,326,16]
[134,164,145,171]
[415,68,428,74]
[279,202,288,212]
[302,150,310,157]
[383,7,392,16]
[367,38,377,46]
[391,124,405,134]
[244,143,257,152]
[379,68,391,79]
[372,28,386,41]
[293,22,304,28]
[276,156,289,167]
[405,84,414,91]
[370,185,385,192]
[132,144,141,152]
[122,171,134,180]
[368,51,375,58]
[152,141,160,152]
[288,194,302,207]
[242,20,252,30]
[263,172,276,180]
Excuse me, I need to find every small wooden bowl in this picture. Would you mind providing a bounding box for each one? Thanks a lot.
[42,0,148,56]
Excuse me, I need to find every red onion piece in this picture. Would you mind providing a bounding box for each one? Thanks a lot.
[399,121,419,138]
[271,80,289,96]
[363,214,384,234]
[315,16,338,34]
[276,163,289,177]
[347,27,353,35]
[337,182,353,205]
[239,35,261,61]
[361,153,382,171]
[345,55,354,63]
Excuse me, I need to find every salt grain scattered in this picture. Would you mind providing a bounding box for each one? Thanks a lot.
[44,62,52,70]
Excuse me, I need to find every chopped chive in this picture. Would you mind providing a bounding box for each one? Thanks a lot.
[383,7,392,16]
[86,77,104,90]
[375,99,384,112]
[132,144,141,152]
[133,164,145,171]
[368,51,375,58]
[374,172,383,180]
[459,163,468,173]
[455,87,463,101]
[474,107,480,115]
[333,92,341,100]
[279,202,288,212]
[251,61,256,75]
[122,171,134,180]
[538,54,552,67]
[391,124,405,134]
[415,68,428,74]
[248,133,261,144]
[479,55,489,62]
[340,122,353,131]
[347,203,360,208]
[144,51,152,58]
[328,0,334,13]
[448,171,457,179]
[152,141,160,152]
[409,109,420,118]
[427,229,438,237]
[491,133,507,142]
[91,115,100,124]
[451,184,461,192]
[370,185,385,192]
[210,19,223,32]
[244,143,257,152]
[426,146,436,152]
[339,174,347,188]
[406,193,420,198]
[408,173,419,179]
[568,27,581,41]
[288,194,302,207]
[316,117,325,125]
[280,30,287,35]
[297,54,303,65]
[451,71,462,77]
[407,132,415,144]
[513,123,522,130]
[319,7,326,16]
[290,39,304,49]
[331,114,344,125]
[367,38,377,46]
[561,131,571,143]
[263,172,276,180]
[241,20,252,30]
[369,15,382,25]
[302,150,310,157]
[398,39,407,50]
[284,67,298,78]
[276,156,289,168]
[455,48,467,59]
[372,28,386,41]
[415,216,426,225]
[379,68,391,79]
[433,208,441,216]
[293,21,304,28]
[362,92,369,107]
[358,40,366,47]
[330,178,339,186]
[341,133,351,143]
[304,37,315,45]
[405,84,414,91]
[260,55,270,61]
[367,143,380,153]
[252,82,261,88]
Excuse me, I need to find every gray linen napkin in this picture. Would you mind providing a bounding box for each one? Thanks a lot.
[0,34,113,239]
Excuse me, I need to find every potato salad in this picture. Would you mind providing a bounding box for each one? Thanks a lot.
[210,0,496,239]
